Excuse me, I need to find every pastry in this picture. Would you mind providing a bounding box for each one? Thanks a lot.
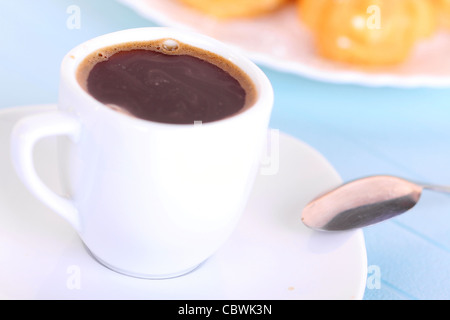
[435,0,450,29]
[179,0,291,19]
[409,0,439,38]
[298,0,437,66]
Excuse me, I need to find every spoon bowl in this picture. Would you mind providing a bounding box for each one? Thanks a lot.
[301,175,447,232]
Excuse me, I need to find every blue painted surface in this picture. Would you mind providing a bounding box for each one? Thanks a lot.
[1,0,449,300]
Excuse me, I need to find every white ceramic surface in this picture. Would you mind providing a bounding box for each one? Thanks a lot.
[9,28,274,279]
[118,0,450,88]
[1,105,367,300]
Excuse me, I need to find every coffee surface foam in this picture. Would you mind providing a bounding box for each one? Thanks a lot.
[77,39,257,124]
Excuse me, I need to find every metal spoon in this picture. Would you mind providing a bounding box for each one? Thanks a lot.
[301,175,450,232]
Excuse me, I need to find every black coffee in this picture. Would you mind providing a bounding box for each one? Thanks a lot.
[77,39,256,124]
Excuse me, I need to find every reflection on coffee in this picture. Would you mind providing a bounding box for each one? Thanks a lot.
[77,39,257,124]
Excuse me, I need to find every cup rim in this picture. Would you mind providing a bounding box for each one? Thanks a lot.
[60,27,274,129]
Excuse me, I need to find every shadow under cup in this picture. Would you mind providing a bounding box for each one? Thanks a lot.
[15,27,274,279]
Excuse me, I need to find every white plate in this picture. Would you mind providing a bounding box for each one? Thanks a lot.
[0,105,367,300]
[118,0,450,88]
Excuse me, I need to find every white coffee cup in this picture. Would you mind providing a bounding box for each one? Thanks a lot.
[10,27,273,279]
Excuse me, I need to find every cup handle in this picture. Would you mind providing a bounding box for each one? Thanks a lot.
[10,111,82,232]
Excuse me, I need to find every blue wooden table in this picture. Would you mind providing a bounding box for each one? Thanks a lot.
[1,0,449,300]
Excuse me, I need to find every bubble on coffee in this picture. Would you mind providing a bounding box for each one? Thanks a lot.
[76,39,257,124]
[162,39,179,52]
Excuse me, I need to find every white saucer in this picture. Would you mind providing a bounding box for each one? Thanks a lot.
[0,105,367,300]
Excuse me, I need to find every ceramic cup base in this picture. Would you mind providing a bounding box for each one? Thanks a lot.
[84,245,205,280]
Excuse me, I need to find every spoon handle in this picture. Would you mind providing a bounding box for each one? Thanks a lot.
[420,184,450,194]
